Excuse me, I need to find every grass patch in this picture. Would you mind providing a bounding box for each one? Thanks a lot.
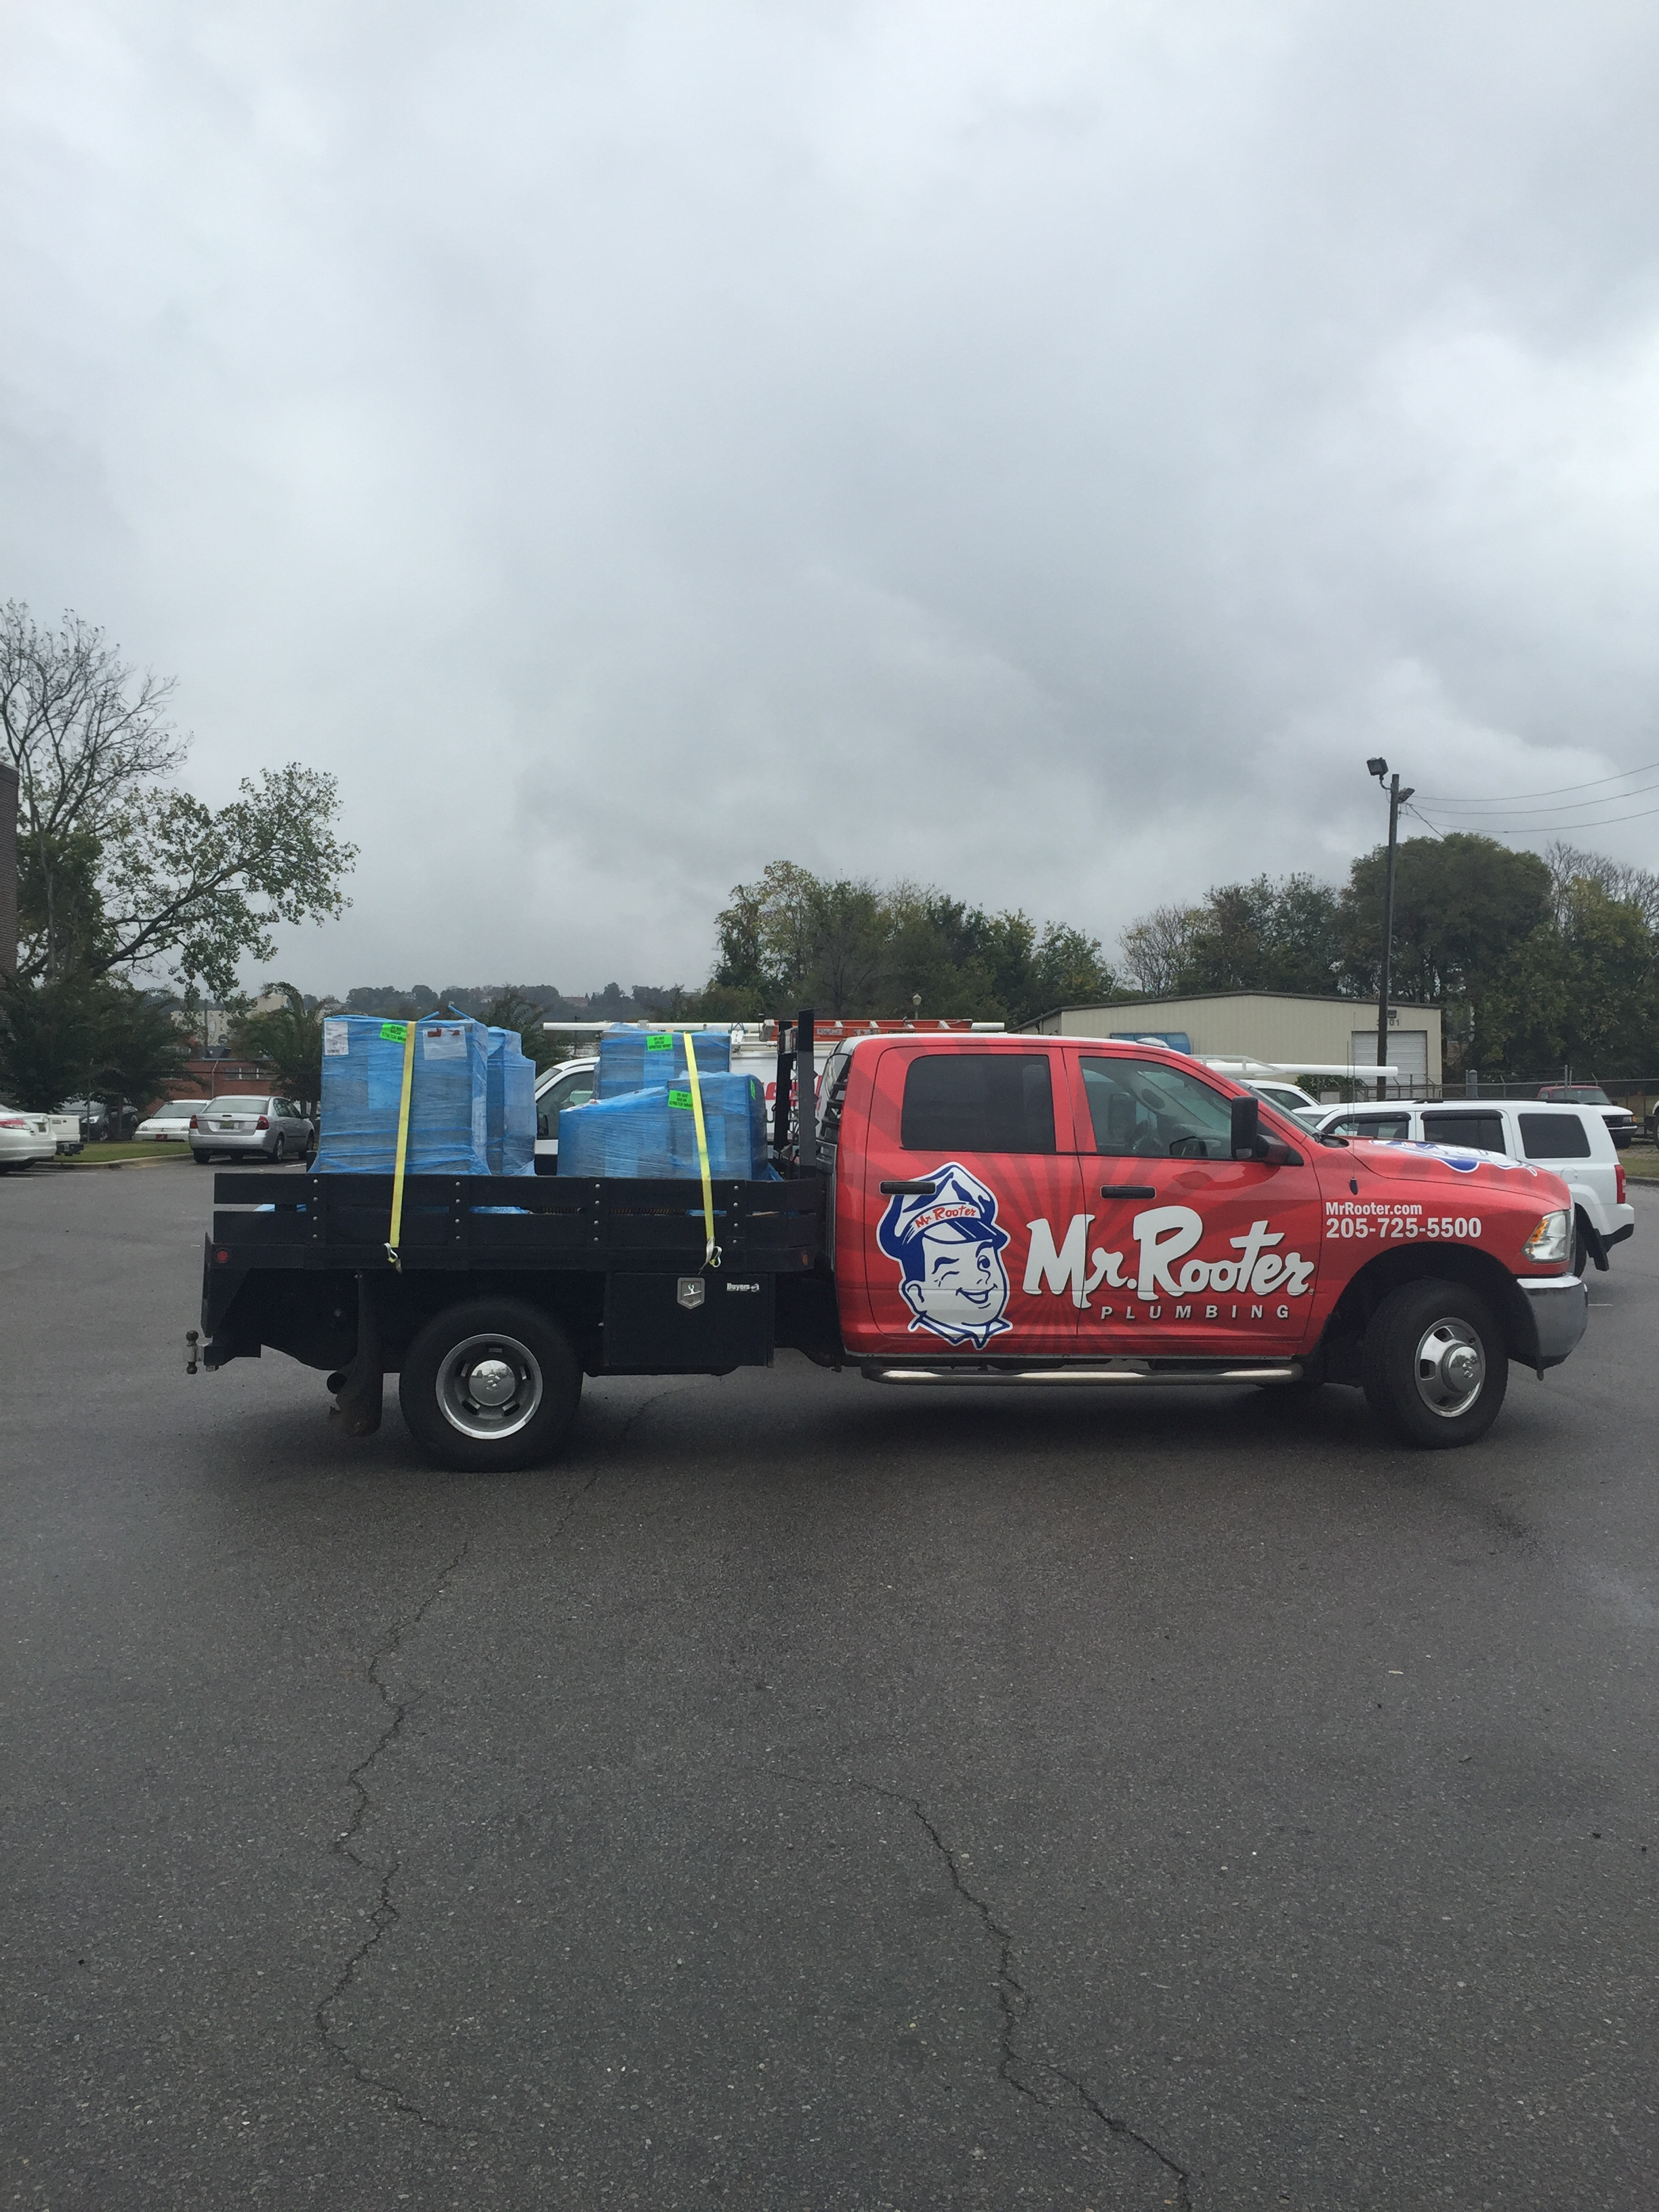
[57,1140,194,1167]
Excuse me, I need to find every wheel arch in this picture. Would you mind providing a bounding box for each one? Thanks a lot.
[1319,1244,1537,1369]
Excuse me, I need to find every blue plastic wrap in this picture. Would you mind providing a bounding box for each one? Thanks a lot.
[557,1088,674,1178]
[313,1015,490,1174]
[485,1027,538,1178]
[559,1072,766,1180]
[595,1026,731,1099]
[667,1072,767,1178]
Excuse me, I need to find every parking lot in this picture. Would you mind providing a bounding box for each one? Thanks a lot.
[4,1164,1658,2211]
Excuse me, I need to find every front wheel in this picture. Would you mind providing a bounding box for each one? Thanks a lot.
[398,1297,582,1471]
[1361,1278,1507,1448]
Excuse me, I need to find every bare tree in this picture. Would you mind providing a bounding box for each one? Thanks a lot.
[1118,901,1197,995]
[1544,840,1659,932]
[0,605,356,994]
[0,605,184,978]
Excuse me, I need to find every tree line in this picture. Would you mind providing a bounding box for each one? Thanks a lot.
[0,603,356,1118]
[652,859,1115,1029]
[1118,836,1659,1077]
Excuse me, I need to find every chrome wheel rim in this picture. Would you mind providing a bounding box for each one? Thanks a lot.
[1413,1318,1486,1419]
[434,1332,544,1441]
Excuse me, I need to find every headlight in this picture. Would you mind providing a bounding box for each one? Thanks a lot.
[1523,1210,1571,1264]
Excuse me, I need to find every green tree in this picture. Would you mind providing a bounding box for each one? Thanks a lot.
[1339,835,1551,1006]
[1,602,356,993]
[0,973,100,1109]
[228,984,325,1113]
[0,973,191,1114]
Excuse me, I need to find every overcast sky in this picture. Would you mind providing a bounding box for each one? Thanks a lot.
[4,1,1658,996]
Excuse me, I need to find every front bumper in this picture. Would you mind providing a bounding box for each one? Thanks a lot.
[1517,1274,1589,1371]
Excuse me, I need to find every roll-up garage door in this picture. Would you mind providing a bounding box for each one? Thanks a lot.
[1351,1030,1428,1094]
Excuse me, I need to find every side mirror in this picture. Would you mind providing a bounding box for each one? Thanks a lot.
[1230,1094,1261,1160]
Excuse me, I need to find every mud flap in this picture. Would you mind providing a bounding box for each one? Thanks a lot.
[330,1274,384,1435]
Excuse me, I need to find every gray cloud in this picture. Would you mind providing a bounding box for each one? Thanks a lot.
[3,0,1657,993]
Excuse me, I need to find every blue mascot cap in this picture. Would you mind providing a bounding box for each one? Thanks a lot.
[877,1162,1009,1283]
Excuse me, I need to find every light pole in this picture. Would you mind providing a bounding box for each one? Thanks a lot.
[1366,757,1413,1098]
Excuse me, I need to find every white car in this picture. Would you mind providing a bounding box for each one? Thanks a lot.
[136,1098,209,1141]
[533,1057,598,1171]
[1313,1097,1634,1277]
[0,1109,58,1172]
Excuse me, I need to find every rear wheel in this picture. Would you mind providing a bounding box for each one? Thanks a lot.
[192,1150,213,1165]
[1361,1277,1507,1448]
[398,1297,582,1472]
[271,1134,287,1163]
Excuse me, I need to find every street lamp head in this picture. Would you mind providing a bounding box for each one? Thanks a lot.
[1366,756,1388,781]
[1399,787,1415,804]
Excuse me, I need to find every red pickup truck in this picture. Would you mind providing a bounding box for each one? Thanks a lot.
[195,1030,1587,1468]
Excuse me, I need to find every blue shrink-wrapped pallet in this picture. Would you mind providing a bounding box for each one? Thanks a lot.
[667,1072,766,1179]
[595,1026,731,1099]
[313,1015,490,1174]
[559,1073,766,1181]
[485,1027,537,1178]
[557,1088,674,1179]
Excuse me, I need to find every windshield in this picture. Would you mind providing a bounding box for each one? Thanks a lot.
[1254,1085,1311,1112]
[152,1101,203,1120]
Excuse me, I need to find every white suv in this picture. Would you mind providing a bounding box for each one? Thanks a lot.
[1313,1099,1633,1277]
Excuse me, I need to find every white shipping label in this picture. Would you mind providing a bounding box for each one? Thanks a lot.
[422,1023,467,1060]
[323,1019,349,1057]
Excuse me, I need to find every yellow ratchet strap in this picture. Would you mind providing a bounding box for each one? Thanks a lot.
[681,1029,720,1271]
[385,1018,418,1270]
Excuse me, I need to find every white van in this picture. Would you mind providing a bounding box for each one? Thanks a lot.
[1312,1098,1633,1277]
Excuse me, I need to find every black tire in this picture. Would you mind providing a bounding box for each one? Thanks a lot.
[1361,1277,1507,1449]
[192,1150,213,1165]
[271,1134,287,1163]
[397,1296,582,1472]
[1572,1212,1599,1278]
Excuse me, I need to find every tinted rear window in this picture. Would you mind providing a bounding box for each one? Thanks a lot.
[900,1053,1055,1153]
[1330,1113,1410,1141]
[1519,1112,1593,1160]
[1422,1111,1508,1155]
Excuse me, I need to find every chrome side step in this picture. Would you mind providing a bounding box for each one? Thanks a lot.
[863,1362,1303,1388]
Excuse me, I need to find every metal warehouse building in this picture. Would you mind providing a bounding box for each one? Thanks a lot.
[1018,990,1444,1092]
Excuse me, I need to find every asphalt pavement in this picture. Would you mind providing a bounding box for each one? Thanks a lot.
[3,1163,1657,2210]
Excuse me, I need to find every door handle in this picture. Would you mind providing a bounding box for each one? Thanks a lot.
[1099,1184,1156,1198]
[880,1181,939,1196]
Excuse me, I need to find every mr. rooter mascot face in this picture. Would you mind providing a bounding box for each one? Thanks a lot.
[876,1162,1013,1348]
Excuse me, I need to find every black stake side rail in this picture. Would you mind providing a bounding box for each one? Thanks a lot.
[206,1170,827,1278]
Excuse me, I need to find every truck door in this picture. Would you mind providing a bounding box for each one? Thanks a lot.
[1066,1053,1325,1356]
[851,1044,1086,1357]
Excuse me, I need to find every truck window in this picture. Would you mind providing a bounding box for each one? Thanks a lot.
[1327,1113,1410,1141]
[1080,1057,1234,1158]
[1422,1110,1508,1155]
[899,1053,1055,1153]
[1518,1112,1593,1160]
[537,1068,594,1141]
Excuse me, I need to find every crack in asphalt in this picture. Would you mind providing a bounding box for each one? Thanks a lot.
[771,1767,1193,2209]
[311,1401,659,2133]
[315,1536,476,2132]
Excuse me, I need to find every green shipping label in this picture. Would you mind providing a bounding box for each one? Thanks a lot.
[647,1033,674,1051]
[380,1021,409,1043]
[668,1090,692,1109]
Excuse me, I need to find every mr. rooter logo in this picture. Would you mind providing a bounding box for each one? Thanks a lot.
[1022,1204,1315,1315]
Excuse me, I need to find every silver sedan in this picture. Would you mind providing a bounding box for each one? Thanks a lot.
[190,1096,316,1165]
